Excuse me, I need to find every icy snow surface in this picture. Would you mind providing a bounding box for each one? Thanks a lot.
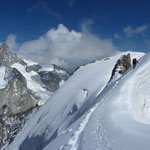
[6,51,150,150]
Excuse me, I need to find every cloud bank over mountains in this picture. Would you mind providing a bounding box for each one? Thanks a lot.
[3,24,118,71]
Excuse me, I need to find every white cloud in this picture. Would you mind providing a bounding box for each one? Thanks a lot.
[124,25,147,38]
[81,18,94,33]
[114,33,119,39]
[3,24,118,71]
[6,34,18,51]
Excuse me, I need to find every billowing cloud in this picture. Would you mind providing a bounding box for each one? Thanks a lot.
[81,18,94,33]
[124,25,147,38]
[6,34,18,51]
[3,24,118,71]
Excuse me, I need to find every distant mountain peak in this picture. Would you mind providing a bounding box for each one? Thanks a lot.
[0,43,26,67]
[0,43,9,52]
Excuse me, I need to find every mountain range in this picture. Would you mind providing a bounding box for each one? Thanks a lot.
[0,43,70,149]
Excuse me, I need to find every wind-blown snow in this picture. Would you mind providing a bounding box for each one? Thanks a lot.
[6,51,148,150]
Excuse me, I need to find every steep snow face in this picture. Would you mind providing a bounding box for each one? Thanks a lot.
[125,54,150,124]
[56,53,150,150]
[5,51,145,150]
[42,54,150,150]
[76,53,150,150]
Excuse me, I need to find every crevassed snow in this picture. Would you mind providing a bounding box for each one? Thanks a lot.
[11,63,52,104]
[6,51,146,150]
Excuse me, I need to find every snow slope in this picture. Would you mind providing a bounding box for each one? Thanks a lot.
[75,53,150,150]
[5,51,145,150]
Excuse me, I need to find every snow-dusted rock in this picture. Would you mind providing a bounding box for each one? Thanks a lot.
[38,64,70,92]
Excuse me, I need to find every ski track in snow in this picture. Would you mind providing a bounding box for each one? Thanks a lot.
[59,70,130,150]
[89,57,150,150]
[59,103,99,150]
[57,59,141,150]
[95,82,119,150]
[93,68,133,150]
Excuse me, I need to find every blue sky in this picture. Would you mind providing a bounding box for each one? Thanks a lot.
[0,0,150,70]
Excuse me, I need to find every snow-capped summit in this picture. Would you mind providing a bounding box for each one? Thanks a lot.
[5,51,149,150]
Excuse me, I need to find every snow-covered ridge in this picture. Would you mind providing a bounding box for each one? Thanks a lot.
[5,51,146,150]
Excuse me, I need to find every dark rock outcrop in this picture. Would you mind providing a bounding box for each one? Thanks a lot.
[0,104,38,149]
[38,65,70,92]
[110,53,131,81]
[25,64,42,73]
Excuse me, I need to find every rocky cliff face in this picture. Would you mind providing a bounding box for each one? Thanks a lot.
[0,67,37,114]
[109,53,131,81]
[0,65,38,148]
[38,64,70,92]
[25,64,42,73]
[0,43,70,149]
[0,43,26,66]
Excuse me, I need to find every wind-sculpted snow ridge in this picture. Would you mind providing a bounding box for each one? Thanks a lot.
[5,52,145,150]
[77,53,150,150]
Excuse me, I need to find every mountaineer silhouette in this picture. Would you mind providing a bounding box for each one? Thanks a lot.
[132,58,138,69]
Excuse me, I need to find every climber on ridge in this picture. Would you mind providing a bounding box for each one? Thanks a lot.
[132,58,138,69]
